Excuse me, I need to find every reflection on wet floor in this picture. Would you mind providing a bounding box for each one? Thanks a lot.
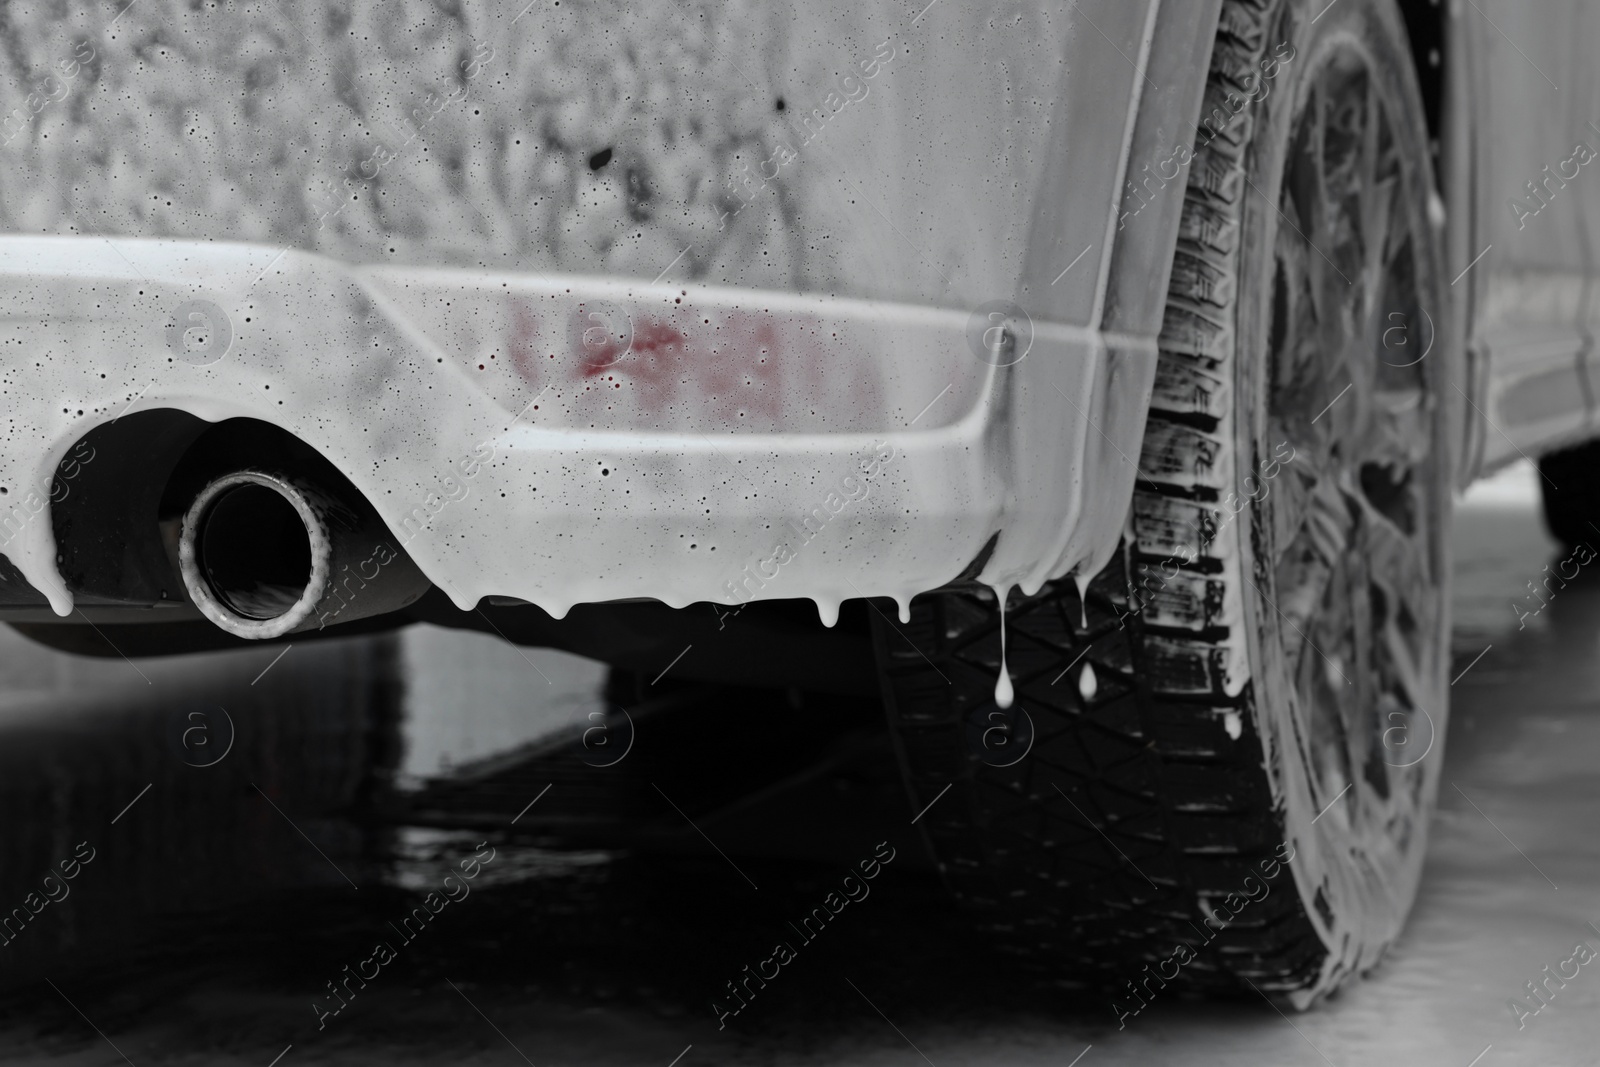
[1,461,1599,1065]
[0,634,400,984]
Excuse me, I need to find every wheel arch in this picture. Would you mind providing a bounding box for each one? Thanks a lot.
[1106,0,1483,493]
[1102,0,1227,341]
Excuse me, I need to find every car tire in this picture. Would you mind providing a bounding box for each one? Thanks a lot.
[875,0,1453,1012]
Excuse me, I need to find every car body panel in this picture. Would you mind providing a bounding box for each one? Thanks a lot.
[0,237,1154,625]
[1465,0,1600,471]
[0,0,1224,629]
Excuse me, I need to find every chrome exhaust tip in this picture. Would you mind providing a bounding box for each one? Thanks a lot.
[178,471,333,639]
[178,470,428,639]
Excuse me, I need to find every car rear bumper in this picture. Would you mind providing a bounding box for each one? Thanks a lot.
[0,236,1155,624]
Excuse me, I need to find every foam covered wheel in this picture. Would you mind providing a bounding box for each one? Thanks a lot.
[875,0,1454,1011]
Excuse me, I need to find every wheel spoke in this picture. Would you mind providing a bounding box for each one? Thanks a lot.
[1276,470,1354,660]
[1348,482,1436,696]
[1342,539,1375,770]
[1270,435,1317,555]
[1359,175,1398,318]
[1379,612,1430,715]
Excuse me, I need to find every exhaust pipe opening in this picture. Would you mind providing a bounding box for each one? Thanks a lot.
[198,482,317,621]
[179,471,332,639]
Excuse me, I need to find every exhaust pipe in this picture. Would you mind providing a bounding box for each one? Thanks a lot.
[177,470,430,639]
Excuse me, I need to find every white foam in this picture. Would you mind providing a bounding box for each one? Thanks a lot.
[993,585,1014,710]
[1078,661,1098,702]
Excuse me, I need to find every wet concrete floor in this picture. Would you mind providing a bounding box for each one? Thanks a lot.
[0,461,1593,1066]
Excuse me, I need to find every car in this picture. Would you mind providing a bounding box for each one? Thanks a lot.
[0,0,1594,1015]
